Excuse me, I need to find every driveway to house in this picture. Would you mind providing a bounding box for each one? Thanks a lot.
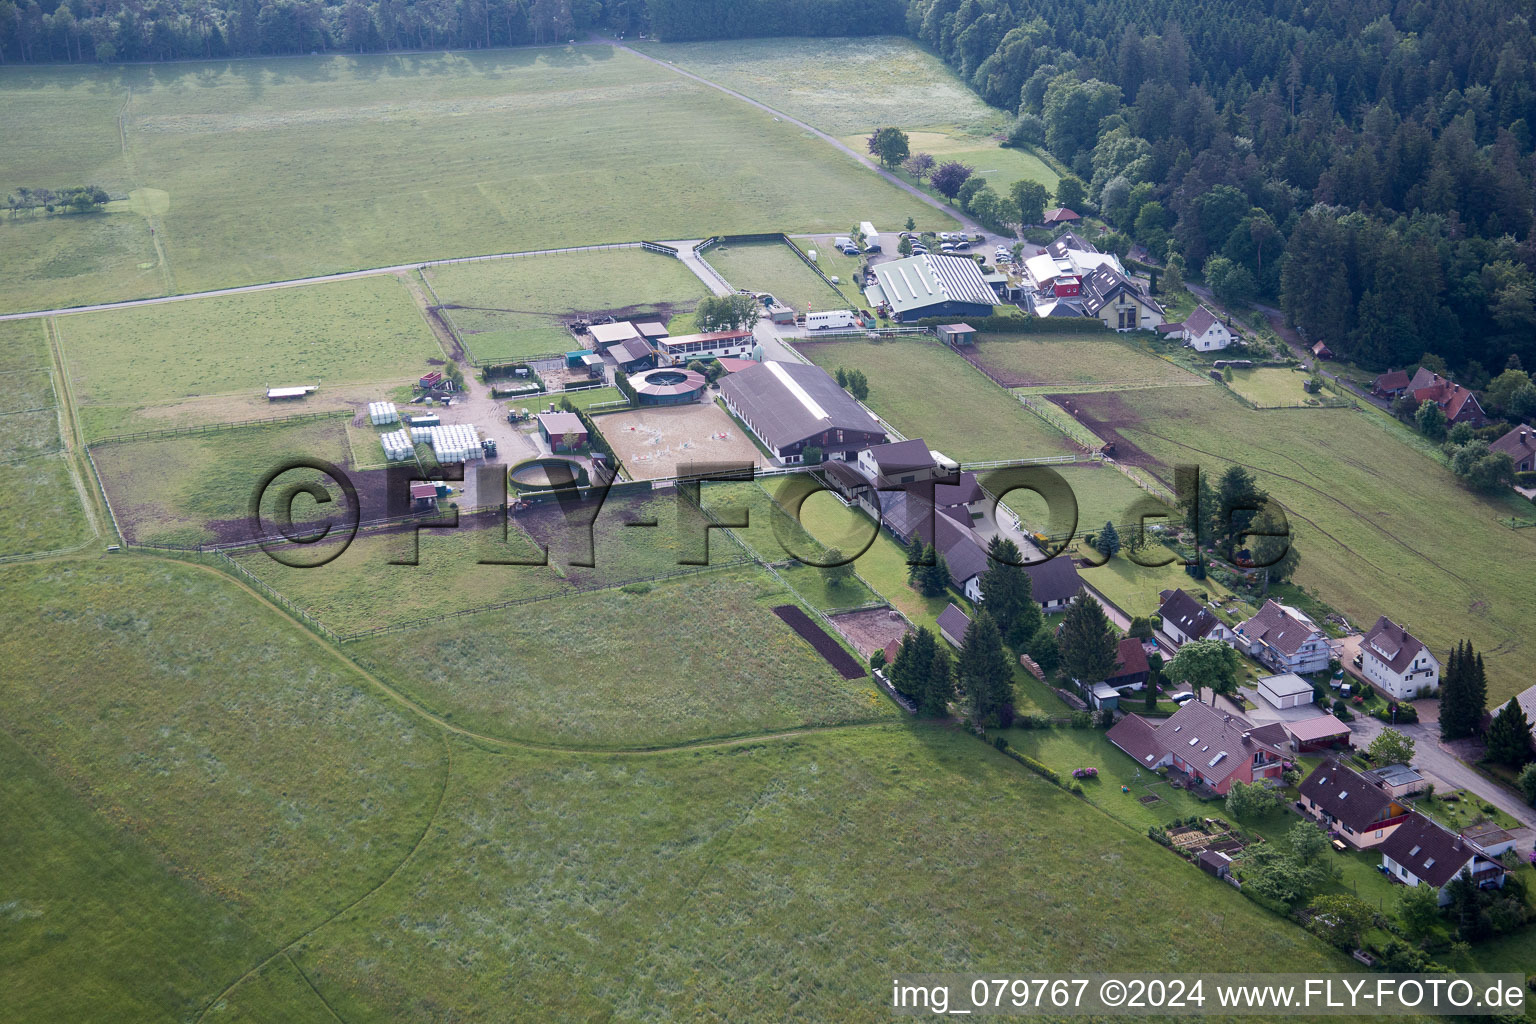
[1348,711,1536,849]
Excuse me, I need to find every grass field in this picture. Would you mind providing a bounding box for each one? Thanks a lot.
[58,275,445,428]
[0,47,955,314]
[91,416,354,546]
[797,337,1076,461]
[703,241,847,311]
[424,249,711,362]
[272,726,1341,1021]
[632,36,1004,137]
[1227,366,1317,406]
[0,320,92,555]
[350,567,892,748]
[1065,385,1536,704]
[0,557,444,946]
[964,332,1204,389]
[883,130,1062,193]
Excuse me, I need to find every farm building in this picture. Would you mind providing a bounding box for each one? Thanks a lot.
[635,321,670,343]
[865,254,997,322]
[409,482,439,512]
[936,323,977,347]
[630,367,708,406]
[1256,672,1315,709]
[1372,370,1412,399]
[537,411,589,453]
[654,329,755,365]
[936,603,969,648]
[589,321,643,347]
[717,360,886,463]
[604,336,655,371]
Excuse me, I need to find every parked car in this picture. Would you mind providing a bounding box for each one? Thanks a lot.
[840,245,860,256]
[1169,691,1196,704]
[940,243,955,252]
[952,240,970,250]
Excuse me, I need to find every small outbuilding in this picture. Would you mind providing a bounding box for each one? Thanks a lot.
[267,385,317,401]
[537,410,589,453]
[1198,850,1232,879]
[936,323,977,347]
[936,603,970,648]
[1282,714,1352,752]
[1257,672,1315,709]
[1088,682,1121,711]
[410,482,439,512]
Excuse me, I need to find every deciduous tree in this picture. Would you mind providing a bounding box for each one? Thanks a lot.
[867,126,910,170]
[1166,638,1239,696]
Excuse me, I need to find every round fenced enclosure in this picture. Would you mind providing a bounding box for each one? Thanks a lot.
[508,456,587,489]
[631,367,708,405]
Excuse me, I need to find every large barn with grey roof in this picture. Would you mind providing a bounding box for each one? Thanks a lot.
[716,360,886,463]
[865,253,998,322]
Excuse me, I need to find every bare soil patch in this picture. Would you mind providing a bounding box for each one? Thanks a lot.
[599,402,765,481]
[829,607,909,658]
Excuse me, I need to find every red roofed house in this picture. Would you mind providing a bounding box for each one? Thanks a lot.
[1233,600,1330,675]
[1372,369,1412,398]
[1104,636,1151,690]
[1105,700,1286,795]
[1042,207,1080,225]
[1408,368,1488,427]
[1380,812,1508,904]
[1297,759,1411,849]
[1490,423,1536,473]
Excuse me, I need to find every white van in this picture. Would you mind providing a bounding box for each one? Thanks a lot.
[806,309,858,330]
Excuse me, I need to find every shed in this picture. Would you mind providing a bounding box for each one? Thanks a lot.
[537,411,589,453]
[1257,673,1315,709]
[1198,850,1232,879]
[936,323,977,347]
[1088,682,1121,711]
[1312,341,1334,360]
[936,603,970,648]
[1283,714,1351,752]
[589,321,642,346]
[409,482,438,512]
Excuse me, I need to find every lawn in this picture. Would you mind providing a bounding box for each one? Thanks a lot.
[274,726,1343,1022]
[1406,791,1523,833]
[0,558,444,945]
[889,131,1063,193]
[348,566,893,748]
[424,248,711,363]
[703,241,848,311]
[0,47,953,314]
[1228,366,1318,407]
[631,36,1006,136]
[58,275,446,434]
[797,336,1076,461]
[1063,384,1536,705]
[963,331,1204,390]
[90,415,355,546]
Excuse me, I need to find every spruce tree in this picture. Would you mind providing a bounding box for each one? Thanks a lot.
[925,644,955,718]
[920,550,952,597]
[958,611,1013,727]
[1485,701,1531,767]
[1439,641,1464,740]
[979,536,1042,650]
[905,535,928,585]
[1059,596,1118,684]
[1097,520,1122,558]
[907,627,940,715]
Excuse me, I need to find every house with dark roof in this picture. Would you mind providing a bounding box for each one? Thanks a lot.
[1490,423,1536,473]
[934,471,985,522]
[1408,368,1488,427]
[856,438,937,486]
[1379,812,1507,904]
[1080,266,1162,331]
[1297,760,1411,849]
[1311,341,1334,360]
[1157,589,1234,647]
[880,494,992,602]
[717,361,886,464]
[604,335,655,371]
[936,603,971,648]
[1372,369,1412,399]
[1105,701,1287,795]
[1025,556,1083,612]
[1104,636,1150,690]
[1159,305,1234,351]
[1233,600,1329,674]
[1359,616,1440,700]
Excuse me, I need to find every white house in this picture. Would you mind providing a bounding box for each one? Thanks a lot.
[1156,588,1235,647]
[1359,616,1439,700]
[1379,812,1507,905]
[1233,600,1330,675]
[1158,305,1234,351]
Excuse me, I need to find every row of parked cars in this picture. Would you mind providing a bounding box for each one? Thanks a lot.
[901,231,978,256]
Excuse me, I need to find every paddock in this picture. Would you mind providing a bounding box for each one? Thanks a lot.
[597,402,765,480]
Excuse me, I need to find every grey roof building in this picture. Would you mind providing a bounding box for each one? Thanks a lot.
[866,254,997,321]
[717,361,886,462]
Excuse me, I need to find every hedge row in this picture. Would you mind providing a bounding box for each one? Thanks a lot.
[913,313,1116,335]
[992,736,1067,789]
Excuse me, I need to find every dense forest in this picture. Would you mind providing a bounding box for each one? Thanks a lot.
[4,0,1535,372]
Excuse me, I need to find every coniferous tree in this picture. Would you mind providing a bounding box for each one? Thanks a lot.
[1485,701,1533,767]
[926,644,955,718]
[1439,641,1466,740]
[1058,596,1117,684]
[958,611,1013,727]
[919,550,951,597]
[905,535,928,585]
[1096,521,1121,558]
[979,536,1042,650]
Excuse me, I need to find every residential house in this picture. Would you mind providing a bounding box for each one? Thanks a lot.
[1104,636,1151,690]
[1042,207,1080,225]
[1105,700,1287,795]
[1490,424,1536,473]
[856,438,937,486]
[1156,588,1235,647]
[1158,306,1234,351]
[936,603,970,648]
[1297,760,1411,850]
[1233,600,1330,674]
[1359,616,1439,700]
[1379,812,1507,905]
[1024,555,1083,613]
[933,471,985,523]
[1079,266,1163,331]
[1408,368,1488,427]
[1372,370,1412,399]
[881,493,991,602]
